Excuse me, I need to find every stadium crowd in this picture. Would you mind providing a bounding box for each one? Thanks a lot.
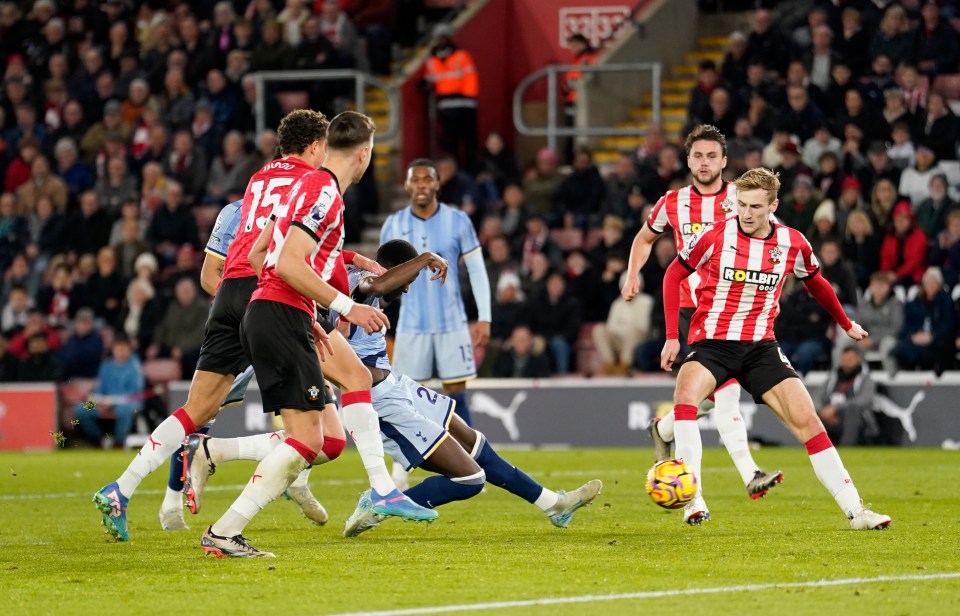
[2,0,960,401]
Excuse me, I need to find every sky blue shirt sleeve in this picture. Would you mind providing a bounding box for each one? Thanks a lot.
[456,209,481,255]
[205,200,243,258]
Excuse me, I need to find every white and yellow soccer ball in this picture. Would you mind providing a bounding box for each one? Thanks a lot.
[645,459,697,509]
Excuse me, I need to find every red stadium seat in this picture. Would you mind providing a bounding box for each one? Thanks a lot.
[575,322,604,376]
[275,91,309,113]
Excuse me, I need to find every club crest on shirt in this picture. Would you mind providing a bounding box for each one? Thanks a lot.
[768,246,783,265]
[306,385,321,401]
[720,197,735,212]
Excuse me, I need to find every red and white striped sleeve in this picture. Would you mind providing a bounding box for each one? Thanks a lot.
[645,193,671,234]
[792,230,820,280]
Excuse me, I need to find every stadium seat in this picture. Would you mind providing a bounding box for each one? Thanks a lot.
[143,358,182,384]
[933,73,960,101]
[550,228,583,251]
[275,91,309,113]
[574,322,605,376]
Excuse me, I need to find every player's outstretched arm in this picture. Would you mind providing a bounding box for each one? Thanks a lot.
[800,271,866,340]
[346,251,387,276]
[358,252,448,298]
[199,253,224,296]
[248,217,276,276]
[660,258,694,371]
[276,226,389,334]
[623,224,659,301]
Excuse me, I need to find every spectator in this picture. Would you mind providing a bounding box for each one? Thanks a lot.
[95,156,139,217]
[778,174,820,232]
[808,199,842,254]
[86,246,125,324]
[887,122,917,170]
[51,100,88,152]
[0,333,19,381]
[893,266,955,373]
[899,146,943,211]
[721,31,748,88]
[745,9,790,77]
[205,131,251,204]
[492,324,551,379]
[899,64,928,114]
[775,283,832,375]
[802,124,842,171]
[486,272,531,376]
[147,277,207,377]
[869,178,900,230]
[915,174,955,238]
[65,190,112,257]
[0,194,27,272]
[837,272,903,374]
[521,251,551,307]
[112,218,151,282]
[250,20,293,72]
[119,277,161,353]
[190,99,224,161]
[869,4,913,67]
[475,131,521,200]
[278,0,310,47]
[74,334,144,448]
[139,161,167,219]
[774,141,811,198]
[34,264,76,328]
[804,25,840,92]
[834,176,865,236]
[530,273,580,374]
[557,147,605,230]
[53,137,94,205]
[204,70,239,128]
[293,15,338,72]
[25,194,65,262]
[1,285,32,335]
[822,62,854,117]
[79,99,131,163]
[856,141,901,200]
[844,209,882,289]
[436,155,483,224]
[813,151,844,202]
[636,144,685,204]
[484,235,519,295]
[782,86,826,144]
[700,87,736,139]
[563,249,602,318]
[147,180,200,264]
[59,307,104,379]
[880,201,929,286]
[16,154,67,214]
[835,7,870,75]
[918,91,957,162]
[17,332,62,382]
[319,0,364,69]
[424,24,478,170]
[792,6,827,53]
[587,215,629,271]
[819,238,859,309]
[687,60,723,125]
[522,147,562,219]
[498,184,530,243]
[929,210,960,287]
[160,69,195,131]
[163,130,208,205]
[726,118,765,172]
[912,0,958,77]
[515,213,563,273]
[818,346,878,445]
[592,272,652,375]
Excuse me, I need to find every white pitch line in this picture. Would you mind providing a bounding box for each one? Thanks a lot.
[325,572,960,616]
[0,478,368,501]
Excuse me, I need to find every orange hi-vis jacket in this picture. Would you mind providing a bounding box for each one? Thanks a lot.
[564,51,596,103]
[426,49,479,109]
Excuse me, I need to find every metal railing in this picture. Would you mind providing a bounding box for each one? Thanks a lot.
[252,69,399,140]
[512,62,662,152]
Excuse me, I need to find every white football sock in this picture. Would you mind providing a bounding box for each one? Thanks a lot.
[161,487,182,511]
[343,393,395,495]
[116,411,194,497]
[673,405,703,499]
[809,446,862,517]
[290,467,312,489]
[656,411,676,442]
[533,488,559,511]
[211,442,310,537]
[712,383,758,485]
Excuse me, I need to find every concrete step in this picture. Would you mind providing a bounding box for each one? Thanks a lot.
[628,106,688,120]
[684,50,724,63]
[697,35,729,47]
[643,92,689,105]
[661,78,696,90]
[671,64,700,76]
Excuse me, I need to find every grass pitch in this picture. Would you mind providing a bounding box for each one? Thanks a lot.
[0,447,958,615]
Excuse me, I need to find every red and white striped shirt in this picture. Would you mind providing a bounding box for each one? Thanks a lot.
[678,216,820,343]
[252,167,346,317]
[646,182,737,307]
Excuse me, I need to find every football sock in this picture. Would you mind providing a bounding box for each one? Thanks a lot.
[116,408,196,497]
[342,391,395,494]
[712,382,758,485]
[448,390,473,426]
[673,404,703,498]
[404,470,486,508]
[656,410,676,442]
[806,432,862,517]
[288,437,345,488]
[166,425,210,493]
[161,487,182,511]
[472,432,546,504]
[207,430,286,465]
[211,439,315,537]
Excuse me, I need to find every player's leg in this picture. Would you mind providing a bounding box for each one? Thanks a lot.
[447,415,602,528]
[437,328,479,427]
[648,307,696,459]
[383,331,434,490]
[285,387,346,526]
[672,352,722,526]
[202,408,323,558]
[710,380,784,499]
[759,377,890,529]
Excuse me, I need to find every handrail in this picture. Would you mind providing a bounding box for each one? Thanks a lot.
[512,62,662,152]
[252,69,399,141]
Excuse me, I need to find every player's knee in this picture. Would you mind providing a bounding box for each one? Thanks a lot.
[320,436,346,461]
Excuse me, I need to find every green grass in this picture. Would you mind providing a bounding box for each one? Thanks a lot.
[0,447,958,615]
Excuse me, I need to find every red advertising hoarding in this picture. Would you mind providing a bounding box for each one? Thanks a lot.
[0,384,58,451]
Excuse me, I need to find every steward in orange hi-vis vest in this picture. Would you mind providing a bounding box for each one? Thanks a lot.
[563,33,596,104]
[424,24,479,170]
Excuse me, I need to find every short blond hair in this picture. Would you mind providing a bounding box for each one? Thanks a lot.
[734,167,781,203]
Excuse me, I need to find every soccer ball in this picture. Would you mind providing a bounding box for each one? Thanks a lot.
[645,459,697,509]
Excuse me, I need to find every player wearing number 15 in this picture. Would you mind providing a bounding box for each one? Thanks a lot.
[92,110,331,542]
